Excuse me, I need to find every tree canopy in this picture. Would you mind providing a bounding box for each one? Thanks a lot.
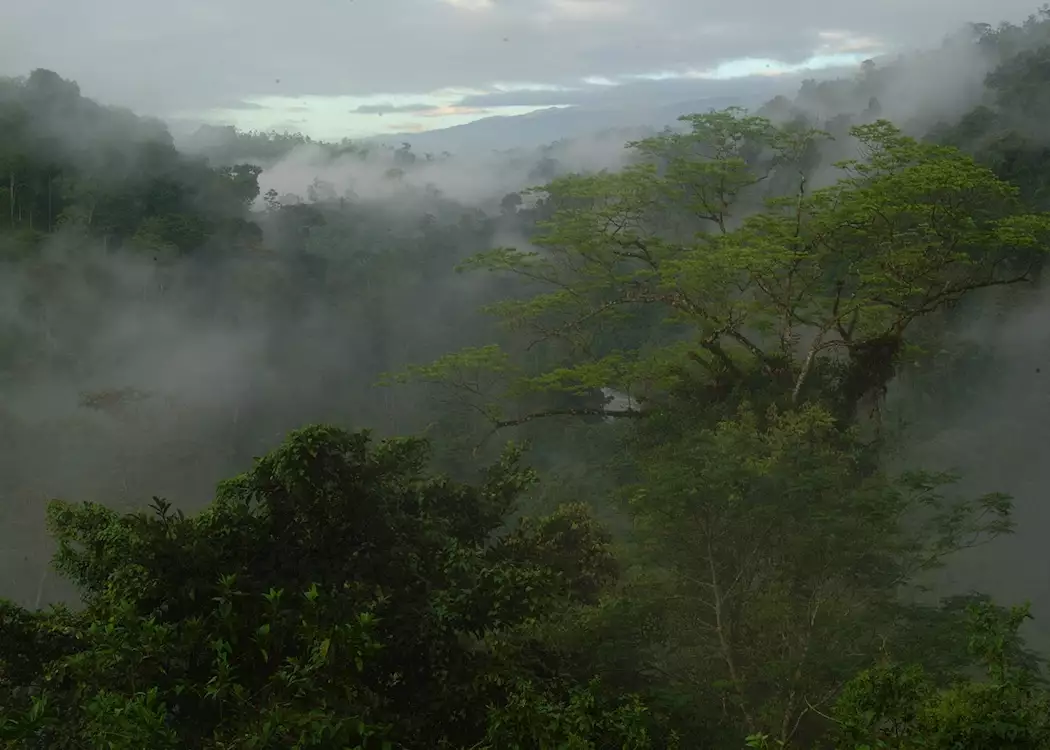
[7,8,1050,747]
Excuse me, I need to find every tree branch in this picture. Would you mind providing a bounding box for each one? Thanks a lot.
[493,406,643,429]
[472,406,644,453]
[792,336,849,405]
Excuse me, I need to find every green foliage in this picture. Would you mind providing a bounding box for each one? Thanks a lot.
[400,110,1050,434]
[0,426,628,748]
[389,85,1050,750]
[0,69,263,252]
[833,602,1050,749]
[478,678,669,750]
[622,402,1014,743]
[8,30,1050,749]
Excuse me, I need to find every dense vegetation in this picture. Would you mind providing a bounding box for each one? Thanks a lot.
[5,8,1050,749]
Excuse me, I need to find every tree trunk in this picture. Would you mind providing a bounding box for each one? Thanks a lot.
[707,534,755,733]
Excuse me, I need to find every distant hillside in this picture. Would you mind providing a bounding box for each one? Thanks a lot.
[368,91,794,154]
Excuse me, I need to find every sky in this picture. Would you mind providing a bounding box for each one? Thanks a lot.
[0,0,1040,140]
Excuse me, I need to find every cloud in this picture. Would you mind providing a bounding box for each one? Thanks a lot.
[816,29,885,55]
[372,107,496,133]
[223,100,268,110]
[353,102,440,114]
[441,0,496,9]
[537,0,634,22]
[3,0,1040,123]
[418,105,488,118]
[452,74,816,110]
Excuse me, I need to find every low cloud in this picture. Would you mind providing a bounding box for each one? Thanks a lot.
[419,105,488,118]
[353,102,440,115]
[454,73,826,110]
[222,100,268,111]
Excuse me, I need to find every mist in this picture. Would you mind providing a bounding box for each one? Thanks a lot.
[4,10,1050,658]
[0,226,501,607]
[885,280,1050,651]
[190,128,645,213]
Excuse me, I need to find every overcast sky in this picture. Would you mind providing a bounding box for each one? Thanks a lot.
[0,0,1039,139]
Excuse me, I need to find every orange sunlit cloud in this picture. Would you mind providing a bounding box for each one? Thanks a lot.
[417,105,489,118]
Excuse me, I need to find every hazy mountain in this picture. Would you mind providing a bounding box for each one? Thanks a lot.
[367,81,811,154]
[366,97,758,154]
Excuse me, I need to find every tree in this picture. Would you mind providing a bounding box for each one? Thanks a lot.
[0,425,636,748]
[500,192,523,216]
[829,601,1050,749]
[391,108,1050,745]
[397,111,1050,431]
[624,403,1012,744]
[0,71,263,251]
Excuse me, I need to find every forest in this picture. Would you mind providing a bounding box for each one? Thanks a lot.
[4,8,1050,750]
